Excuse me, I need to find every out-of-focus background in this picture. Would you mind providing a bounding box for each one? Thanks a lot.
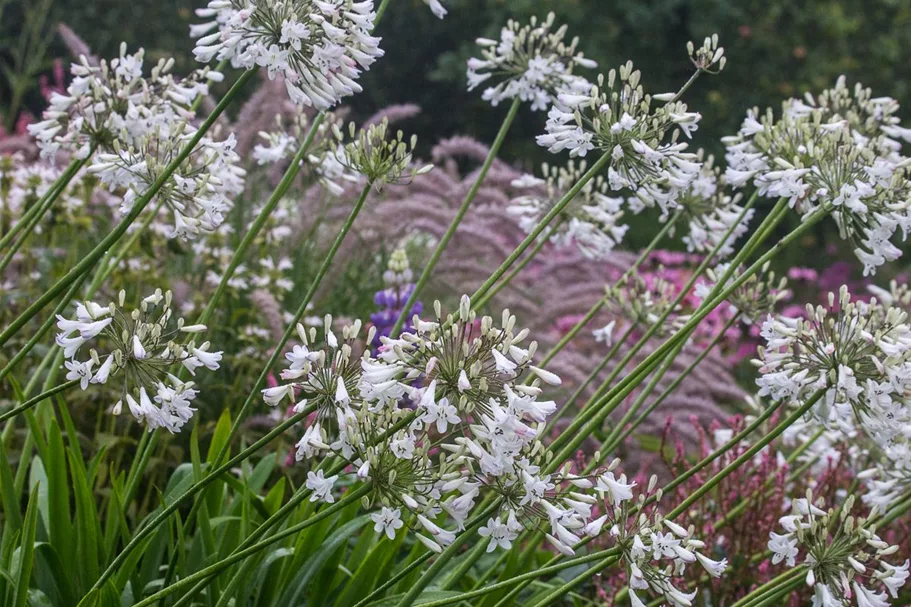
[4,0,911,164]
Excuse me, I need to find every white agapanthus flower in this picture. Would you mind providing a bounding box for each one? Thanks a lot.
[467,12,596,111]
[754,286,911,442]
[191,0,384,109]
[653,151,755,259]
[264,296,608,551]
[88,124,245,240]
[723,76,911,275]
[595,473,726,607]
[30,44,245,240]
[592,320,616,346]
[768,494,909,607]
[537,60,705,217]
[423,0,447,19]
[56,288,222,433]
[508,160,629,259]
[27,44,221,162]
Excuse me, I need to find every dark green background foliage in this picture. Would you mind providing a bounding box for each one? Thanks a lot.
[3,0,911,160]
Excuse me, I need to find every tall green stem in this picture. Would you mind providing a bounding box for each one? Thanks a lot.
[0,70,255,349]
[550,320,639,431]
[93,180,377,594]
[209,178,374,467]
[600,313,740,454]
[548,194,762,457]
[390,96,522,337]
[532,210,683,371]
[473,216,564,310]
[400,549,622,607]
[548,202,820,467]
[0,379,78,423]
[87,404,315,593]
[666,389,825,519]
[393,502,499,607]
[469,151,612,304]
[193,112,327,328]
[727,567,807,607]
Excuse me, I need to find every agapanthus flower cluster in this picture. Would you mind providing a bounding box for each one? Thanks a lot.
[466,12,596,111]
[0,154,86,226]
[537,60,705,216]
[88,122,245,240]
[25,43,245,240]
[694,261,790,324]
[605,272,680,334]
[252,109,359,195]
[754,286,911,441]
[56,288,223,432]
[370,246,422,352]
[655,151,754,259]
[27,44,222,161]
[768,494,909,607]
[263,296,629,554]
[592,474,728,607]
[507,160,628,259]
[723,77,911,275]
[191,0,384,109]
[332,119,432,186]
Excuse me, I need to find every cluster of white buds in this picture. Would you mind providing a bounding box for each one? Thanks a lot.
[656,151,754,259]
[538,60,704,217]
[191,0,384,109]
[754,286,911,441]
[723,76,911,275]
[605,273,680,334]
[768,494,909,607]
[56,288,222,433]
[596,474,727,607]
[332,119,433,187]
[507,160,628,259]
[693,261,790,324]
[27,44,222,161]
[466,13,596,111]
[686,34,726,74]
